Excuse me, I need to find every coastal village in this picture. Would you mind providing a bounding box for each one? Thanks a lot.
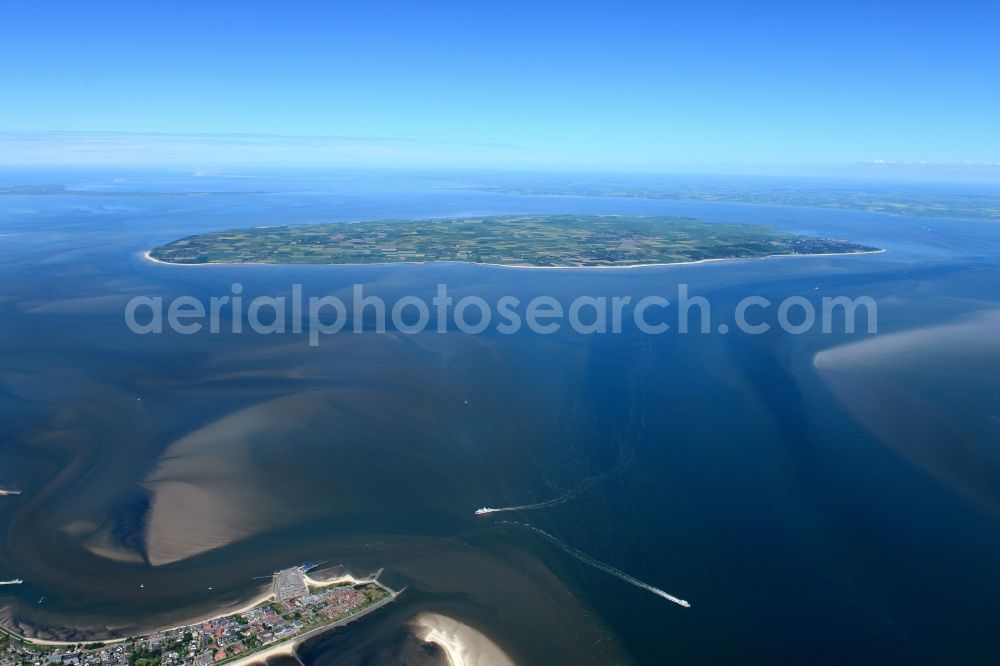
[0,566,394,666]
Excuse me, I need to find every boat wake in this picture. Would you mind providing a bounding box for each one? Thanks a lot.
[475,496,568,515]
[475,448,633,516]
[502,521,690,608]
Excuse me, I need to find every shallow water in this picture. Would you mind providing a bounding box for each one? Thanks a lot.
[1,169,999,663]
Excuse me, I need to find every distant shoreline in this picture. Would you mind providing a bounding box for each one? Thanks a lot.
[142,248,885,270]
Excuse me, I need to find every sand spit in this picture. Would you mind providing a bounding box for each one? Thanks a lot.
[814,309,1000,512]
[813,309,1000,373]
[413,613,516,666]
[141,393,331,565]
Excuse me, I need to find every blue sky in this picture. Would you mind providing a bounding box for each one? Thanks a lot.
[1,1,998,175]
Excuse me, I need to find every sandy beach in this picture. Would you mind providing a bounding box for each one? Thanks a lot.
[0,591,276,649]
[303,568,383,588]
[0,625,129,648]
[224,641,299,666]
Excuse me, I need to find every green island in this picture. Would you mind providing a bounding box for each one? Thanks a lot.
[148,215,878,267]
[0,566,397,666]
